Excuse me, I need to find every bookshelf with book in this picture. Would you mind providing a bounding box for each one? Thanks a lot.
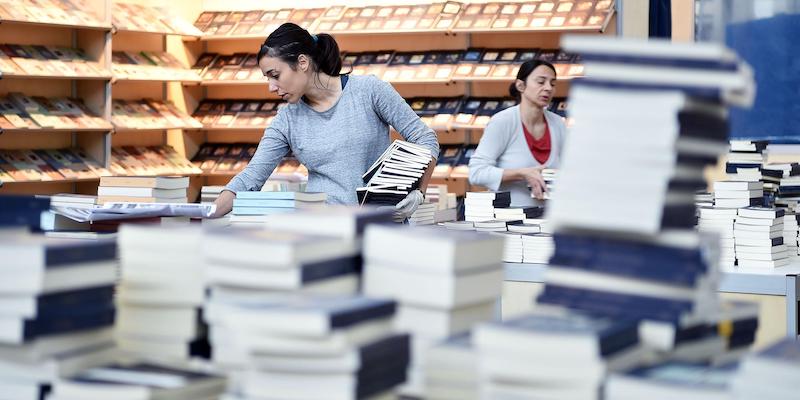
[0,0,112,194]
[181,1,613,197]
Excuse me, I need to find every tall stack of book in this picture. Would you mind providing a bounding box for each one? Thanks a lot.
[697,207,738,267]
[363,225,504,396]
[494,231,523,263]
[771,162,800,212]
[205,295,408,400]
[97,176,189,205]
[733,207,790,268]
[786,213,800,255]
[116,225,208,361]
[357,140,432,206]
[520,233,555,264]
[605,361,738,400]
[464,191,510,222]
[522,36,755,395]
[424,334,480,400]
[713,180,763,208]
[0,234,119,398]
[726,140,767,181]
[730,337,800,400]
[50,363,226,400]
[231,192,327,224]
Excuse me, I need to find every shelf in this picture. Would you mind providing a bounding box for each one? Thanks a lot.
[0,18,112,31]
[112,126,201,132]
[193,126,267,132]
[113,27,200,39]
[201,171,240,177]
[1,127,113,134]
[450,26,607,34]
[113,77,202,84]
[0,73,112,81]
[197,80,265,87]
[0,177,101,184]
[453,75,581,83]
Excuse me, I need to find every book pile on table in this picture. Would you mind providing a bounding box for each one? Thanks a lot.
[230,192,326,224]
[97,176,189,205]
[733,207,791,268]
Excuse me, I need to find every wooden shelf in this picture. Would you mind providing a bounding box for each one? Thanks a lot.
[1,73,112,81]
[197,80,265,87]
[0,18,112,31]
[1,177,101,184]
[113,28,200,39]
[453,75,581,83]
[1,127,113,134]
[194,76,576,86]
[113,126,201,132]
[192,126,267,132]
[113,77,202,84]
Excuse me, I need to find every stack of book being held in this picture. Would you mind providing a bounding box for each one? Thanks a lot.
[357,140,432,206]
[115,225,209,361]
[0,233,119,399]
[363,225,504,397]
[97,175,189,205]
[231,191,326,224]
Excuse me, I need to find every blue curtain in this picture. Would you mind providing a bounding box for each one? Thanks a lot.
[649,0,672,38]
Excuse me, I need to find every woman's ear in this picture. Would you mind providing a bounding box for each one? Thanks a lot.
[297,54,310,73]
[515,79,526,93]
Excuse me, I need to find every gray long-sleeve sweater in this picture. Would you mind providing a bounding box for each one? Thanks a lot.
[225,75,440,204]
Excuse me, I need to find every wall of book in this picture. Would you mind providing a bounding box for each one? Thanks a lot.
[0,0,616,198]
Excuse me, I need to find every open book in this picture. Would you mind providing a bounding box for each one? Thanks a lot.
[357,140,432,206]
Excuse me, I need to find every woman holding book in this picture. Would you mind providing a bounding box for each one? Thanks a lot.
[213,23,439,219]
[468,59,566,206]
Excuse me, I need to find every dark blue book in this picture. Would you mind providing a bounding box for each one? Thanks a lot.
[551,234,708,285]
[725,162,763,173]
[662,204,700,229]
[15,305,115,343]
[34,286,115,318]
[678,111,729,140]
[537,284,696,324]
[482,312,639,357]
[301,255,362,283]
[358,333,410,372]
[460,48,483,63]
[356,359,409,399]
[0,195,50,228]
[12,237,117,268]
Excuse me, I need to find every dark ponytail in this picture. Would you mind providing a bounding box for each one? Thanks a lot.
[509,59,557,101]
[257,23,342,76]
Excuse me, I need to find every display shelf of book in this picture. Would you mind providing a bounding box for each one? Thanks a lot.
[113,126,200,132]
[0,18,112,32]
[453,75,581,83]
[112,76,202,84]
[0,73,112,81]
[1,127,113,134]
[1,176,101,184]
[112,27,201,40]
[193,126,267,132]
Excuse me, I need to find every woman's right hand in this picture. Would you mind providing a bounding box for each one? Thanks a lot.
[516,167,547,200]
[211,190,236,218]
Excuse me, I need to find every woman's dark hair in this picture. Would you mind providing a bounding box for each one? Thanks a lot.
[509,59,557,101]
[257,23,342,76]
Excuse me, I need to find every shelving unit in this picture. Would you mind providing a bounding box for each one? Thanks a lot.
[0,0,112,195]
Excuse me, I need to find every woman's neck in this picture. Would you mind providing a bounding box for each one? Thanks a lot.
[520,99,545,128]
[303,73,342,110]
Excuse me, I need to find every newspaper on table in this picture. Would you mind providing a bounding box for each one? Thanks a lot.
[52,202,216,222]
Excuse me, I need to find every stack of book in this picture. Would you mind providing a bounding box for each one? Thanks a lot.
[2,0,104,27]
[112,51,199,82]
[112,2,201,35]
[730,337,800,400]
[697,207,738,267]
[542,168,558,200]
[494,206,544,221]
[49,363,226,400]
[192,99,284,129]
[540,34,755,382]
[205,295,408,399]
[494,231,523,263]
[695,191,714,208]
[110,146,201,176]
[473,219,522,233]
[464,191,510,222]
[0,44,107,78]
[266,206,394,241]
[116,225,208,361]
[231,192,327,224]
[442,221,475,231]
[409,202,438,226]
[0,233,119,397]
[363,225,504,396]
[713,180,764,208]
[520,232,555,264]
[0,93,111,130]
[424,334,480,400]
[201,186,226,204]
[357,140,432,206]
[425,184,458,223]
[605,361,738,400]
[784,213,800,255]
[39,194,96,233]
[733,207,791,268]
[0,148,108,183]
[474,312,641,399]
[111,99,202,130]
[726,140,768,182]
[97,176,189,205]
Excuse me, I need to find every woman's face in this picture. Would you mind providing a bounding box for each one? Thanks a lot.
[518,65,556,108]
[259,55,311,104]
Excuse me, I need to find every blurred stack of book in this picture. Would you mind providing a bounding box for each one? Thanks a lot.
[97,176,189,205]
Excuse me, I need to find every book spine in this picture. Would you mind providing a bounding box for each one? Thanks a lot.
[36,286,115,318]
[329,301,396,330]
[300,256,361,284]
[23,305,115,341]
[45,241,117,267]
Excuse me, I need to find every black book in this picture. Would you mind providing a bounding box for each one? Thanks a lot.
[13,305,115,343]
[0,195,50,228]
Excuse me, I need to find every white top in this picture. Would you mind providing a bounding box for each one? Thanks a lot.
[468,105,567,206]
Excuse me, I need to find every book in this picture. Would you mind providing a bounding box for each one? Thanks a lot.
[99,176,189,190]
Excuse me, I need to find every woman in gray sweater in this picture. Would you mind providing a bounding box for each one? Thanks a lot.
[213,23,439,218]
[469,59,567,206]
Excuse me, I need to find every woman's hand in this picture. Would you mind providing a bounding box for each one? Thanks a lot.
[515,167,547,200]
[211,190,236,218]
